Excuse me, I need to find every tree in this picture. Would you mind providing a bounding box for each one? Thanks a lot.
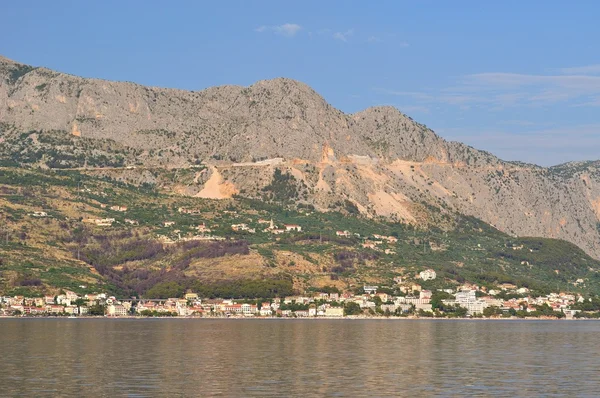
[145,281,184,299]
[88,304,106,316]
[483,306,501,317]
[344,302,362,316]
[431,291,452,310]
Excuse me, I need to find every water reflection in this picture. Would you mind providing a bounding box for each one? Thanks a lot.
[0,319,598,397]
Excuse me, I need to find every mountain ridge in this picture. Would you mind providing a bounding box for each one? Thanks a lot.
[1,56,600,259]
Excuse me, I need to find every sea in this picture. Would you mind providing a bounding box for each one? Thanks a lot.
[0,319,598,397]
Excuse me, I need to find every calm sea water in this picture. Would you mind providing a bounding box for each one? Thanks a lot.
[0,319,599,397]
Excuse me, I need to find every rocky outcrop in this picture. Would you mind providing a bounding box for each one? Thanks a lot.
[1,55,600,258]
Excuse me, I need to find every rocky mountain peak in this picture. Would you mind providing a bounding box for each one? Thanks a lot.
[0,55,17,65]
[1,56,600,259]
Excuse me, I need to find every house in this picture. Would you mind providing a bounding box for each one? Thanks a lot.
[419,269,437,281]
[219,303,258,315]
[65,290,79,301]
[163,221,175,227]
[269,229,285,235]
[376,293,390,303]
[499,283,517,291]
[10,305,25,314]
[56,295,70,306]
[260,306,273,316]
[65,306,79,315]
[295,310,310,317]
[110,205,127,212]
[188,307,204,316]
[32,211,48,217]
[411,284,422,293]
[137,302,156,313]
[185,292,199,301]
[107,304,128,317]
[415,303,433,312]
[85,294,98,304]
[419,290,433,300]
[125,219,138,225]
[196,224,212,233]
[47,305,64,314]
[231,223,248,231]
[452,290,488,315]
[84,218,115,226]
[241,303,258,315]
[363,285,378,294]
[314,293,329,301]
[24,306,45,315]
[284,224,302,232]
[178,207,202,215]
[336,230,351,238]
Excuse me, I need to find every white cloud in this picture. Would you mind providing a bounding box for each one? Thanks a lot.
[464,72,600,91]
[499,120,538,127]
[374,88,479,106]
[333,29,354,42]
[559,64,600,75]
[255,23,302,37]
[275,23,302,37]
[445,124,600,166]
[377,69,600,110]
[459,72,600,106]
[375,66,600,165]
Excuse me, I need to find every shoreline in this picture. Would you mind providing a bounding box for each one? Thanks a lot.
[0,315,591,321]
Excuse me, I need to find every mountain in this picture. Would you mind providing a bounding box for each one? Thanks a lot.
[2,55,600,260]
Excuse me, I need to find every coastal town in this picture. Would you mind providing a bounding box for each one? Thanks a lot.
[2,271,598,319]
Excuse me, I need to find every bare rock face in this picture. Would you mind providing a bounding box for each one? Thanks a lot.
[1,55,600,258]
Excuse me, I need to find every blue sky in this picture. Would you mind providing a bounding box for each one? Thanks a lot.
[2,1,600,166]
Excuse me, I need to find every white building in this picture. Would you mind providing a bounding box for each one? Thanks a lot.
[419,269,437,281]
[284,224,302,232]
[449,290,488,315]
[324,307,344,317]
[107,304,128,317]
[363,285,378,294]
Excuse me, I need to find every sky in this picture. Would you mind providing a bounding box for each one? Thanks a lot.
[1,1,600,166]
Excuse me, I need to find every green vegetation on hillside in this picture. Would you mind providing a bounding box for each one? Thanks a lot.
[1,165,599,298]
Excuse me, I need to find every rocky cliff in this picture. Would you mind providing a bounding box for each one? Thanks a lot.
[2,55,600,258]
